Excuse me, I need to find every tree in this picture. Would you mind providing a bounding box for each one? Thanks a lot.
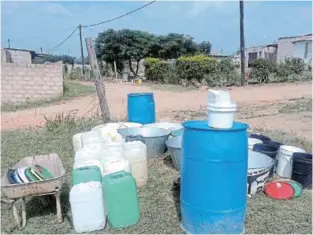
[95,29,155,76]
[157,33,199,59]
[95,29,213,75]
[197,41,212,55]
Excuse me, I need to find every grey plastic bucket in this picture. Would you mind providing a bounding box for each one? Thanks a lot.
[247,150,274,195]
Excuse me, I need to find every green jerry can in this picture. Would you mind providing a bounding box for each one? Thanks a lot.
[72,166,102,186]
[102,170,140,229]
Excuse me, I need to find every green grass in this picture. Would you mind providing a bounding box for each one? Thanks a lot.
[1,118,312,234]
[279,97,312,114]
[1,80,95,112]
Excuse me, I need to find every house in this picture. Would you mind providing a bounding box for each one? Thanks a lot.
[245,33,312,67]
[1,48,36,64]
[246,44,277,67]
[292,34,312,64]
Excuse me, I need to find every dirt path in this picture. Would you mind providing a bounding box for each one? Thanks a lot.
[1,81,312,139]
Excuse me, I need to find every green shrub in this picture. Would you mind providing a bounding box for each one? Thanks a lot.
[145,57,171,83]
[250,58,277,83]
[176,55,216,82]
[204,59,241,87]
[284,58,305,74]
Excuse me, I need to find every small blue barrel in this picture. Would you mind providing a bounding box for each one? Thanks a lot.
[127,93,155,124]
[181,120,248,234]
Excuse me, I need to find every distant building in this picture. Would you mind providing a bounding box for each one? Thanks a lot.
[1,48,36,64]
[245,34,312,67]
[245,44,277,67]
[292,34,312,64]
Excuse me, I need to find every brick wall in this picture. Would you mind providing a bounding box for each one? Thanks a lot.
[1,62,63,104]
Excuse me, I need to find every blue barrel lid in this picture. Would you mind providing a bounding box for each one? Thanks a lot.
[183,120,248,131]
[128,92,153,97]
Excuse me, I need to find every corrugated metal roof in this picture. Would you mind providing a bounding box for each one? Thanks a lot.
[293,34,312,43]
[2,47,35,53]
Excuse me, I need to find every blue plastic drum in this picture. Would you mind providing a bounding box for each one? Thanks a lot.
[181,120,248,234]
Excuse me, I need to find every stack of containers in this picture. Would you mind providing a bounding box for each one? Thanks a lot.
[71,130,107,233]
[70,123,144,233]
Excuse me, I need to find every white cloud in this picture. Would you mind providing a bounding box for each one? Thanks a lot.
[44,3,73,17]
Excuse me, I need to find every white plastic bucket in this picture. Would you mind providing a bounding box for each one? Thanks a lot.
[248,138,263,150]
[247,150,274,196]
[207,103,237,129]
[276,145,306,178]
[207,90,236,129]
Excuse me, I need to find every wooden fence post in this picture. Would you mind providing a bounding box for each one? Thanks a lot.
[85,37,110,122]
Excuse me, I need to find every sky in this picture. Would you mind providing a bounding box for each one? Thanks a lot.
[1,1,312,58]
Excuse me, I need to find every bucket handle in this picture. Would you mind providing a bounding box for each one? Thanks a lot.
[292,170,312,176]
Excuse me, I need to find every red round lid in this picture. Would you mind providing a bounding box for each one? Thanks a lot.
[264,181,294,200]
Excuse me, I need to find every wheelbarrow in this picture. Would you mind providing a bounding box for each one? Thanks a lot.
[1,153,66,229]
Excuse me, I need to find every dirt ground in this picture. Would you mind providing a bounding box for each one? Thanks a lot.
[1,81,312,140]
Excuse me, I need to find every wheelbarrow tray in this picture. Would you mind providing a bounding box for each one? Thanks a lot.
[1,153,66,199]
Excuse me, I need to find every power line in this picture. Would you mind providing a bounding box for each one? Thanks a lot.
[6,1,156,54]
[48,27,78,53]
[82,1,156,28]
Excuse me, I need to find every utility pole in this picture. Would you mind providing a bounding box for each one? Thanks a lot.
[7,39,10,48]
[78,24,85,75]
[85,37,110,122]
[239,0,246,85]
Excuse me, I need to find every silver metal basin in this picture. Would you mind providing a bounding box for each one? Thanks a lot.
[118,127,171,159]
[165,135,182,171]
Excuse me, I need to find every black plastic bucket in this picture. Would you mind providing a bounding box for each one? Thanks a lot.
[249,134,271,144]
[292,153,312,189]
[252,143,279,178]
[268,140,283,149]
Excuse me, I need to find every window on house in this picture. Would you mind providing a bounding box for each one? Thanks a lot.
[304,42,309,59]
[259,52,262,57]
[248,52,258,67]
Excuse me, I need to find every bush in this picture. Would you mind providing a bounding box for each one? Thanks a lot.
[284,58,305,74]
[67,68,84,80]
[176,55,216,82]
[204,59,241,87]
[145,57,171,83]
[250,58,277,83]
